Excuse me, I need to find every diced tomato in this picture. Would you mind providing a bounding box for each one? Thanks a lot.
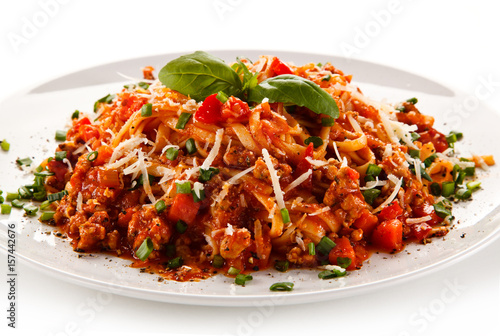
[293,143,314,189]
[270,57,294,76]
[66,117,92,139]
[352,209,379,237]
[378,201,403,221]
[80,124,100,142]
[194,93,223,124]
[92,145,114,166]
[372,219,404,252]
[221,97,251,122]
[168,193,200,225]
[328,237,357,271]
[410,223,433,241]
[345,167,360,181]
[418,128,448,153]
[412,203,444,227]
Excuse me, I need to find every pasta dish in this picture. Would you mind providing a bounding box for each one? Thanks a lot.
[6,52,494,285]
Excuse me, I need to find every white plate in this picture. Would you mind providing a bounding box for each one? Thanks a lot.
[1,50,500,306]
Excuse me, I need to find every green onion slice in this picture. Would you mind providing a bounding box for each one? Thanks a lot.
[55,151,67,161]
[280,208,291,224]
[269,282,294,291]
[362,189,381,205]
[304,136,323,148]
[235,273,253,286]
[165,147,179,161]
[141,103,153,117]
[274,260,289,272]
[40,211,55,221]
[175,220,188,234]
[176,182,192,194]
[16,157,33,166]
[136,237,154,261]
[212,255,225,269]
[336,257,352,269]
[1,139,10,151]
[176,113,192,129]
[155,200,166,213]
[318,268,346,279]
[87,151,98,162]
[55,130,67,142]
[308,242,316,256]
[185,138,197,154]
[167,256,183,269]
[47,190,68,202]
[1,204,12,214]
[316,236,336,256]
[199,167,220,182]
[227,266,240,275]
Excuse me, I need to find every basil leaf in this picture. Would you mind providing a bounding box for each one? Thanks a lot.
[158,51,243,101]
[247,75,339,118]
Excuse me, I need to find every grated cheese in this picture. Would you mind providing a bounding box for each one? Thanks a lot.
[332,141,342,162]
[201,128,224,170]
[308,206,331,216]
[262,149,285,210]
[373,176,403,213]
[284,169,312,193]
[406,216,433,224]
[108,135,148,165]
[76,192,83,212]
[62,158,73,172]
[359,176,387,190]
[225,224,234,236]
[192,182,204,199]
[305,157,329,167]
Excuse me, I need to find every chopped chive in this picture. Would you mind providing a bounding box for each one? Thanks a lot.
[430,182,442,196]
[269,282,294,291]
[1,204,12,214]
[321,74,331,82]
[165,147,179,161]
[308,242,316,256]
[185,138,197,154]
[55,151,67,161]
[227,266,240,275]
[138,82,150,90]
[40,211,55,221]
[365,163,382,176]
[433,202,452,218]
[321,117,335,127]
[141,103,153,117]
[1,139,10,151]
[406,97,418,104]
[23,204,38,216]
[304,136,323,148]
[410,132,420,142]
[280,208,291,224]
[18,186,33,199]
[94,94,115,112]
[318,268,347,279]
[198,167,220,182]
[235,273,253,286]
[448,131,463,142]
[47,190,68,202]
[167,256,183,269]
[155,200,166,213]
[420,170,432,182]
[34,171,55,177]
[464,166,475,176]
[6,192,19,201]
[35,165,43,173]
[175,182,192,194]
[16,157,32,166]
[396,105,406,113]
[216,91,229,104]
[466,181,481,191]
[0,196,3,203]
[316,236,336,256]
[87,151,98,162]
[71,110,80,119]
[441,182,455,197]
[212,255,225,269]
[39,200,51,210]
[274,260,289,272]
[409,149,420,159]
[55,130,67,142]
[337,257,352,269]
[423,154,437,168]
[455,171,466,186]
[176,113,192,129]
[11,199,24,208]
[455,188,472,200]
[175,220,188,234]
[362,189,381,206]
[191,188,205,202]
[136,237,154,261]
[452,164,461,181]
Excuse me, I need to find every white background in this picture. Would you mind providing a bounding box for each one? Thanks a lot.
[1,0,500,335]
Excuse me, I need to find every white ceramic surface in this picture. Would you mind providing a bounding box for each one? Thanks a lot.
[1,50,499,306]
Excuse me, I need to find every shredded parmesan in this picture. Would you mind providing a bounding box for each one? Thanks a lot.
[76,192,83,212]
[62,158,73,172]
[284,169,312,193]
[201,128,224,170]
[225,224,234,236]
[347,114,363,133]
[406,216,433,224]
[262,149,285,210]
[108,135,148,165]
[373,176,403,213]
[305,157,329,167]
[192,182,204,199]
[308,206,331,216]
[359,176,387,190]
[332,141,342,162]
